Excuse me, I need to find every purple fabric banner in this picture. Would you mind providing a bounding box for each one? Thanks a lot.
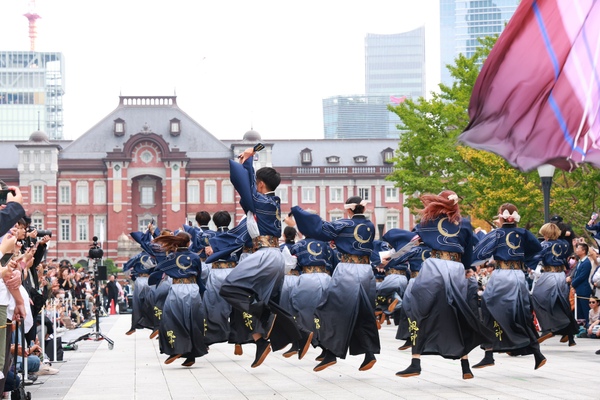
[460,0,600,172]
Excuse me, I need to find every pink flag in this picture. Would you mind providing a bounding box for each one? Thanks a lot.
[460,0,600,172]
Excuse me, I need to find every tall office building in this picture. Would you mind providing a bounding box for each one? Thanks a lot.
[365,27,426,98]
[0,51,65,140]
[323,27,425,139]
[440,0,519,86]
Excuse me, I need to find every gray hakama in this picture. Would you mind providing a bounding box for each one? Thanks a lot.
[203,267,234,345]
[404,258,492,358]
[291,272,331,334]
[314,262,380,358]
[531,272,578,336]
[279,274,300,315]
[131,276,153,330]
[481,269,540,353]
[149,276,172,333]
[159,281,208,358]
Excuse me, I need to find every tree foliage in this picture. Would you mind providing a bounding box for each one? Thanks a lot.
[387,36,600,235]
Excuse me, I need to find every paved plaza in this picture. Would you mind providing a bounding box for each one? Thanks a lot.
[26,314,599,400]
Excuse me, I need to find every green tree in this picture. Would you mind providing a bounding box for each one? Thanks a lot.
[103,259,120,277]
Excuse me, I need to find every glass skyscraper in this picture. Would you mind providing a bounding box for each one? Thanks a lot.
[323,27,425,139]
[0,51,65,140]
[440,0,519,86]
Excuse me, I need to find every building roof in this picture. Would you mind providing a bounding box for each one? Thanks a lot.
[223,138,398,167]
[60,96,231,160]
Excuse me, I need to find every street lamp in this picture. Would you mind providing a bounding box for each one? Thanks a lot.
[537,164,556,223]
[374,206,386,240]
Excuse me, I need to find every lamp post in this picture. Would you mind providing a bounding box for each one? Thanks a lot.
[537,164,556,223]
[374,206,386,240]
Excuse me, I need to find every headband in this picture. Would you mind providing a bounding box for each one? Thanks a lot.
[499,209,521,223]
[448,194,459,204]
[344,200,368,210]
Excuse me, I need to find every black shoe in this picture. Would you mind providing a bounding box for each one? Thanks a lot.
[398,339,411,351]
[534,350,546,370]
[461,359,474,379]
[251,338,271,368]
[298,330,314,360]
[27,373,37,382]
[595,349,600,355]
[568,338,577,347]
[125,328,136,335]
[537,332,554,344]
[181,357,195,367]
[472,351,495,369]
[396,358,421,377]
[164,354,182,365]
[315,348,327,362]
[313,350,337,372]
[359,352,376,371]
[149,330,159,339]
[282,343,298,358]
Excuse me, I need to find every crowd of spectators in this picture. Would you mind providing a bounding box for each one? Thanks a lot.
[0,183,132,398]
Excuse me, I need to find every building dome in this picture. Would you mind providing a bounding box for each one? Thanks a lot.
[243,129,261,141]
[29,130,49,143]
[118,232,130,242]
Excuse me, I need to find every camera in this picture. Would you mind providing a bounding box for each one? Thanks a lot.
[88,236,104,260]
[36,229,52,238]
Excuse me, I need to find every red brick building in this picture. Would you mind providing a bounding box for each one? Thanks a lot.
[0,95,411,267]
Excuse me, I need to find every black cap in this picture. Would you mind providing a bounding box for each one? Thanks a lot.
[550,215,563,223]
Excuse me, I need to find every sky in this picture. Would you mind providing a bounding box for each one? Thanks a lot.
[1,0,440,141]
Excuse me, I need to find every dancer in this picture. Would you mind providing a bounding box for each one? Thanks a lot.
[396,191,493,380]
[531,223,579,346]
[470,203,545,370]
[149,232,207,367]
[219,147,312,368]
[292,196,380,372]
[123,250,156,335]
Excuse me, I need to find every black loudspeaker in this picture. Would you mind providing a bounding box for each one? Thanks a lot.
[96,265,108,281]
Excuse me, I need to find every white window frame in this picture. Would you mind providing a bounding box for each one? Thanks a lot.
[275,185,288,204]
[140,186,154,206]
[385,186,399,202]
[76,216,88,242]
[93,215,106,242]
[138,215,154,232]
[76,181,89,205]
[330,211,344,221]
[330,187,343,203]
[204,180,217,204]
[386,214,399,230]
[221,180,234,204]
[302,187,316,203]
[31,184,44,204]
[358,187,370,202]
[59,216,71,242]
[187,181,200,204]
[93,181,106,205]
[59,182,71,204]
[31,215,44,230]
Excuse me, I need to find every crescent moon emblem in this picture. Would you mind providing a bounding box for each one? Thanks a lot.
[353,224,371,244]
[276,208,281,222]
[551,243,562,257]
[505,231,521,250]
[421,250,429,261]
[307,241,322,256]
[175,255,192,270]
[437,217,460,237]
[140,255,148,264]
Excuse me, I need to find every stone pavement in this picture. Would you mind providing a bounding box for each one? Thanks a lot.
[25,314,599,399]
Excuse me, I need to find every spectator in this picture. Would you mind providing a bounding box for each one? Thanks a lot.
[585,297,600,338]
[106,275,119,313]
[567,243,593,325]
